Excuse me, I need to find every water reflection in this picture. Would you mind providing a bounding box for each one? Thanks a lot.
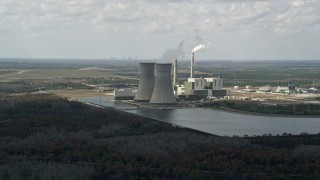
[137,109,175,122]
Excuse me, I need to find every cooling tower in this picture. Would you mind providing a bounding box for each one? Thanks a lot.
[135,63,155,102]
[150,63,176,104]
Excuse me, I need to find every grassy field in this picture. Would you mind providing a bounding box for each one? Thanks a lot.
[0,59,139,93]
[0,69,124,80]
[0,61,136,93]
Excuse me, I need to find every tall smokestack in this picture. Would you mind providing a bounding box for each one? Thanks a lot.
[190,53,194,78]
[173,59,177,85]
[150,63,176,105]
[135,63,155,102]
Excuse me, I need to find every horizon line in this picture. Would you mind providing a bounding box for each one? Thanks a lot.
[0,57,319,62]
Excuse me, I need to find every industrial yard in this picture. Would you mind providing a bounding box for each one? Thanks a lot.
[107,57,320,115]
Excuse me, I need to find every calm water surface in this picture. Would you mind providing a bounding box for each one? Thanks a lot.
[78,97,320,136]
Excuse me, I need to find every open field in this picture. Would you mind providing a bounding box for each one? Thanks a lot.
[0,60,138,93]
[0,69,125,81]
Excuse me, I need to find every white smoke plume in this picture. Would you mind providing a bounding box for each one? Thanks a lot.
[192,42,211,53]
[159,40,185,62]
[192,44,206,53]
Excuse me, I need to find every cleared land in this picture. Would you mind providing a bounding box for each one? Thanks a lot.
[0,69,124,80]
[231,90,320,103]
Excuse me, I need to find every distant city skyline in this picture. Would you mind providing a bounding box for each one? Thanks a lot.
[0,0,319,60]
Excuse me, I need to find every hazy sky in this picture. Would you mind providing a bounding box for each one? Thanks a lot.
[0,0,319,60]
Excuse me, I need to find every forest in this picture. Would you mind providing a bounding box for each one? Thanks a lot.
[1,94,320,179]
[201,100,320,115]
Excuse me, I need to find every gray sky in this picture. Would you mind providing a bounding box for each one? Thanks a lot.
[0,0,319,60]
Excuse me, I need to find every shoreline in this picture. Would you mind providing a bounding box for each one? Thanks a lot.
[73,94,320,118]
[210,106,320,118]
[73,96,320,137]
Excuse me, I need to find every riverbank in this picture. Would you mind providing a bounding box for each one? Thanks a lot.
[76,96,320,136]
[211,106,320,118]
[200,100,320,117]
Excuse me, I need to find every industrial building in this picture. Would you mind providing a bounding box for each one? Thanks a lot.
[171,51,229,98]
[135,63,155,102]
[114,89,136,100]
[204,78,224,89]
[182,77,229,98]
[275,86,289,93]
[275,82,296,94]
[260,86,271,92]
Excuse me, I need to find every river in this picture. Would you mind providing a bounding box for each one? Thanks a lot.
[78,97,320,136]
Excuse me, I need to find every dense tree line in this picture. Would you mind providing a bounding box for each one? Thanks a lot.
[1,94,320,179]
[202,100,320,115]
[0,81,92,93]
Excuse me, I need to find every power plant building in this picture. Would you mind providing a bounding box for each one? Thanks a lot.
[150,63,176,104]
[184,77,229,97]
[204,78,223,89]
[135,63,155,102]
[187,78,206,90]
[114,89,136,100]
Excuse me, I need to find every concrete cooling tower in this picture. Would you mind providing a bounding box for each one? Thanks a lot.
[135,63,155,102]
[150,63,176,104]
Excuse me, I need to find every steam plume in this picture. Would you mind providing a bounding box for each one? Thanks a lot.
[159,40,185,62]
[192,44,206,53]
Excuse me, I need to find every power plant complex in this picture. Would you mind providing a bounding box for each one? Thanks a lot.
[131,53,228,105]
[113,46,228,106]
[105,45,319,110]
